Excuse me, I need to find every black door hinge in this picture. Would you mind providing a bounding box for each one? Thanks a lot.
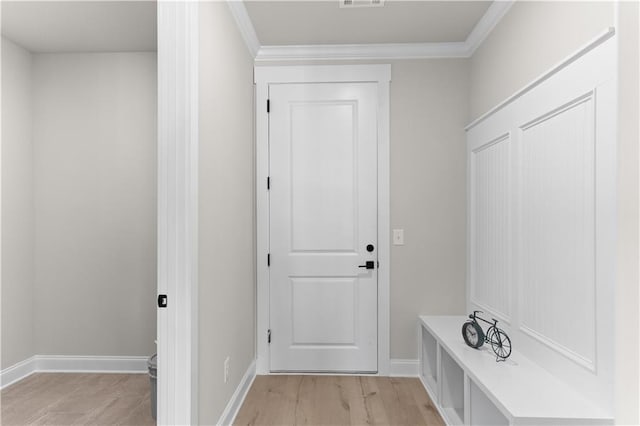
[157,294,168,308]
[267,253,271,267]
[267,176,270,190]
[267,99,270,113]
[268,329,271,344]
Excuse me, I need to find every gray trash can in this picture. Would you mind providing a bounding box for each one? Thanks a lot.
[148,354,157,420]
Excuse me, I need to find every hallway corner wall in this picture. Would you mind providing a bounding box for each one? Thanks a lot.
[198,2,256,423]
[614,1,640,423]
[1,36,35,370]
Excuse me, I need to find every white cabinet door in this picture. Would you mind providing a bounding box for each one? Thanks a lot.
[269,82,378,372]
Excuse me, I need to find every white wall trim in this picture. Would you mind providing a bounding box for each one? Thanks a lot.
[389,359,419,377]
[1,356,148,389]
[464,0,514,54]
[216,359,257,426]
[34,355,148,374]
[519,326,596,373]
[228,0,513,61]
[254,64,391,376]
[157,2,199,425]
[465,27,616,131]
[254,64,391,85]
[225,0,260,58]
[1,356,36,389]
[255,42,469,61]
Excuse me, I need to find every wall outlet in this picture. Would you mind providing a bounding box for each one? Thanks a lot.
[224,357,230,383]
[393,229,404,245]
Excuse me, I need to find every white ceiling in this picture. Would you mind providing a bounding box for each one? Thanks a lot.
[244,1,493,46]
[1,1,157,53]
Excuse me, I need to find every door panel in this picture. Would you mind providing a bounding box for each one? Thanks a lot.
[269,82,378,372]
[291,277,356,345]
[290,102,356,252]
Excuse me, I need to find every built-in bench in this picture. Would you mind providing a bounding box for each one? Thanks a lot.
[419,316,613,426]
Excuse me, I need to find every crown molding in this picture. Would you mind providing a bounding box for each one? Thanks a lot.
[465,1,515,55]
[228,0,514,61]
[226,0,260,58]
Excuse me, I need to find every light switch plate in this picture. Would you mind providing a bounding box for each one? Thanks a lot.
[393,229,404,245]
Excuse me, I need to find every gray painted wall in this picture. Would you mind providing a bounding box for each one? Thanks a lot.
[388,59,468,358]
[1,37,35,369]
[198,2,256,423]
[31,52,157,357]
[614,2,639,424]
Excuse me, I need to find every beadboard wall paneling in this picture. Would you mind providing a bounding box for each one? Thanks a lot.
[519,94,596,370]
[469,133,512,322]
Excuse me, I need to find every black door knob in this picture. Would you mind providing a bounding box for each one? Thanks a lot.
[358,261,375,270]
[366,244,375,252]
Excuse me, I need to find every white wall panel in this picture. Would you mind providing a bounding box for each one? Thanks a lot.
[470,134,511,320]
[466,34,616,412]
[519,95,596,369]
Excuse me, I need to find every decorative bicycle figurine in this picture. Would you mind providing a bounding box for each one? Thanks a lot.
[462,311,512,362]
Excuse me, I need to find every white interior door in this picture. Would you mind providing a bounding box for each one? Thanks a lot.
[269,82,378,372]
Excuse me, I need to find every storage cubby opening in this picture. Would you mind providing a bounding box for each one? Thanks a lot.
[421,327,438,387]
[440,348,465,424]
[470,380,509,426]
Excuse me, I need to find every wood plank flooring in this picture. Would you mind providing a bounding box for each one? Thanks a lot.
[234,375,444,426]
[1,373,155,426]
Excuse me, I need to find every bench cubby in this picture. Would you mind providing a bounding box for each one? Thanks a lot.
[419,316,612,426]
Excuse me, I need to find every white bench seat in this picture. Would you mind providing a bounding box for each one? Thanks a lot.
[419,316,613,425]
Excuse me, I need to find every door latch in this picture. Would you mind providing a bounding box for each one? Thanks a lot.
[157,294,168,308]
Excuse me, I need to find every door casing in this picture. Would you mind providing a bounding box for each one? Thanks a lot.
[254,65,391,375]
[157,2,199,424]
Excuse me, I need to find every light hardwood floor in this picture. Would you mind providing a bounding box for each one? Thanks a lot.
[1,373,155,426]
[234,375,444,426]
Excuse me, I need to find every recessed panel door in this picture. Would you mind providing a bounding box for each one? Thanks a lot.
[269,82,378,372]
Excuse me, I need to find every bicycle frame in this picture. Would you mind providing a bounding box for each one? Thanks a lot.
[469,310,498,328]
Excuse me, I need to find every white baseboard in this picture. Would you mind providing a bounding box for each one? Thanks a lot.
[1,355,148,389]
[389,358,420,377]
[34,355,148,373]
[1,356,37,389]
[217,359,257,426]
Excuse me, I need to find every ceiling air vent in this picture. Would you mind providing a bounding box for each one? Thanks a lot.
[340,0,384,8]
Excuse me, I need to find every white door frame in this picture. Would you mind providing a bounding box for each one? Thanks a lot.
[157,2,199,425]
[254,65,391,375]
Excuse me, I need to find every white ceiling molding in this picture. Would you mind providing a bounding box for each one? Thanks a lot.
[464,1,515,55]
[256,42,469,61]
[228,0,514,61]
[225,0,260,58]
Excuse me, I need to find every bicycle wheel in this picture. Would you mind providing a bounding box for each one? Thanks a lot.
[489,328,512,360]
[462,321,485,349]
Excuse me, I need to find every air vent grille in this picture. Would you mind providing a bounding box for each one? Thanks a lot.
[340,0,384,8]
